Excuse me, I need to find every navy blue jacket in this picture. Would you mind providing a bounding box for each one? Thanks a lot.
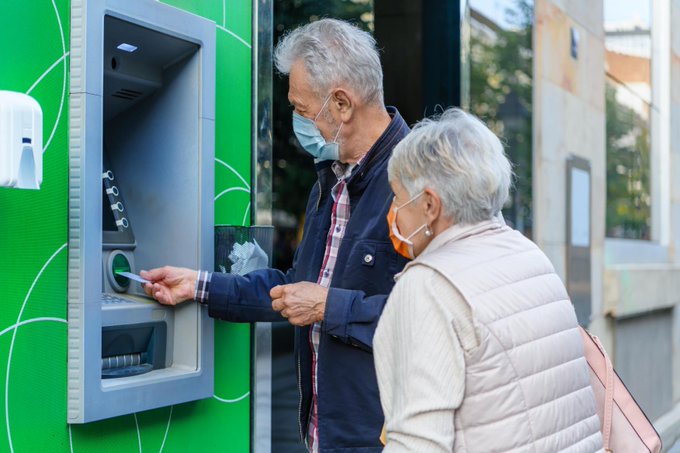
[207,107,410,451]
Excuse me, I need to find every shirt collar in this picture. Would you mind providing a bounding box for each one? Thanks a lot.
[326,107,408,182]
[331,159,359,181]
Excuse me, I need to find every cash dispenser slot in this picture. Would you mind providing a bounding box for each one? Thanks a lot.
[101,322,166,379]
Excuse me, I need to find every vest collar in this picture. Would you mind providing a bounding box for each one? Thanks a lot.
[395,214,507,281]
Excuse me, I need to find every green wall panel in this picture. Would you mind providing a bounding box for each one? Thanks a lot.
[0,1,70,452]
[164,0,253,226]
[214,25,253,226]
[161,0,223,25]
[0,0,253,451]
[215,0,252,227]
[225,0,253,47]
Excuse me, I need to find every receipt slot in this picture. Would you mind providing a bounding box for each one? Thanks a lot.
[68,0,215,423]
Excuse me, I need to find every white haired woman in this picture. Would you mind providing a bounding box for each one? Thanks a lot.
[374,108,604,452]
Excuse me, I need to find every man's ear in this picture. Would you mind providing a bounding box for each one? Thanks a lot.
[332,89,354,122]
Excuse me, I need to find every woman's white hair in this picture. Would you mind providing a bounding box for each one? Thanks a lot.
[274,18,383,105]
[388,108,513,225]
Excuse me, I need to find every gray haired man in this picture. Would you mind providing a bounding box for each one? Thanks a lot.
[142,19,410,451]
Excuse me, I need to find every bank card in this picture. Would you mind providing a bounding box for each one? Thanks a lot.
[115,271,150,284]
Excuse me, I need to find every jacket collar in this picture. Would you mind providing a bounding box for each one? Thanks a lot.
[314,107,409,194]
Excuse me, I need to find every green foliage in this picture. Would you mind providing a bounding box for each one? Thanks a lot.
[469,0,533,235]
[605,81,651,239]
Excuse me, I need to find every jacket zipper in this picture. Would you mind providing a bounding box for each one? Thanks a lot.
[314,180,322,212]
[297,352,305,444]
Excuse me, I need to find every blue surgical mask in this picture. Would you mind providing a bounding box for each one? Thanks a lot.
[292,94,343,162]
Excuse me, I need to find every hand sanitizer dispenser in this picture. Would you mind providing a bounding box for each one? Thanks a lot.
[0,91,43,190]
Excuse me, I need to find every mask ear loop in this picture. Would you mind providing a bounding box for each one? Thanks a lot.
[315,92,344,144]
[314,93,333,122]
[331,122,343,143]
[314,93,345,143]
[405,223,427,241]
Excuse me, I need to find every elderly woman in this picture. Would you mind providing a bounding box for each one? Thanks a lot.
[374,108,604,452]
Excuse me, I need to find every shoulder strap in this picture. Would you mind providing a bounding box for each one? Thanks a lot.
[583,327,615,451]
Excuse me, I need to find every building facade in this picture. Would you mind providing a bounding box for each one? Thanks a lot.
[534,2,680,445]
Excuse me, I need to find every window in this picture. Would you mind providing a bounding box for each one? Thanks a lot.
[469,0,534,237]
[604,0,652,240]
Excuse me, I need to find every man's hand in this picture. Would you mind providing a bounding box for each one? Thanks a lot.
[270,282,328,326]
[140,266,198,306]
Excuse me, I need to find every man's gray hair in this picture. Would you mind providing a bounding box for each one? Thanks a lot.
[274,18,383,105]
[388,108,513,225]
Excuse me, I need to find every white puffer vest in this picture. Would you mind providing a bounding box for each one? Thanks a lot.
[415,221,604,452]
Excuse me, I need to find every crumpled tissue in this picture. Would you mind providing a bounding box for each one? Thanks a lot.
[227,239,268,275]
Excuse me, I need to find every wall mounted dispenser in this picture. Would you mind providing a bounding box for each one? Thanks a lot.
[0,91,43,190]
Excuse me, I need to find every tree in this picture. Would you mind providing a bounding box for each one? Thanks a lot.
[604,80,651,239]
[469,0,533,236]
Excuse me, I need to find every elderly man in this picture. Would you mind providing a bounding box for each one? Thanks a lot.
[141,19,409,452]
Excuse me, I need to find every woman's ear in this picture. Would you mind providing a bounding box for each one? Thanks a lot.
[423,188,442,223]
[332,89,354,122]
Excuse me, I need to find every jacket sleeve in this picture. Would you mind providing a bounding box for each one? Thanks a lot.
[206,172,329,324]
[321,288,388,351]
[207,267,294,323]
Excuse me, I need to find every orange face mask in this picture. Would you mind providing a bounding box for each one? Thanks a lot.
[387,192,426,259]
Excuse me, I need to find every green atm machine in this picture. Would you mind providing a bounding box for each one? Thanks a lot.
[68,0,216,423]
